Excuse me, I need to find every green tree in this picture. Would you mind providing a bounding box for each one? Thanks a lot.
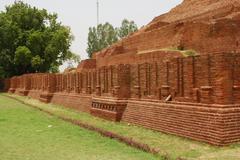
[0,2,77,77]
[86,19,138,58]
[86,23,118,58]
[14,46,32,73]
[118,19,138,39]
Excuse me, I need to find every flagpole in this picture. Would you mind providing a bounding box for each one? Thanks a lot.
[97,0,99,26]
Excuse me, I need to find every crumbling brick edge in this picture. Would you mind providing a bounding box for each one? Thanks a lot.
[3,94,188,159]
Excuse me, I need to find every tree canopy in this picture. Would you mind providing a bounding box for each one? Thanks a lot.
[86,23,118,58]
[118,19,138,39]
[0,2,78,78]
[86,19,138,58]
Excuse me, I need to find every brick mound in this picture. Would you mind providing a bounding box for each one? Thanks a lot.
[95,0,240,67]
[4,0,240,146]
[151,0,240,23]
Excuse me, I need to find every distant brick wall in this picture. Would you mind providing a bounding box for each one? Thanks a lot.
[3,53,240,146]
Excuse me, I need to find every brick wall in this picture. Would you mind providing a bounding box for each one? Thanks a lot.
[51,93,91,113]
[122,100,240,145]
[128,53,236,105]
[3,0,240,146]
[3,52,240,145]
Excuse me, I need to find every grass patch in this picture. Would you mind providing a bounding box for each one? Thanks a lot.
[0,94,160,160]
[137,47,198,57]
[2,93,240,160]
[159,48,198,57]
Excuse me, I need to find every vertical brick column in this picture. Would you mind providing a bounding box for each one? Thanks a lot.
[96,69,101,96]
[92,70,96,94]
[75,73,79,93]
[136,64,141,98]
[47,74,56,93]
[116,64,131,99]
[211,53,233,105]
[159,61,170,100]
[79,73,83,93]
[87,71,92,94]
[9,77,17,93]
[232,53,240,103]
[62,74,65,92]
[19,74,31,96]
[199,55,213,104]
[39,74,56,103]
[67,73,70,93]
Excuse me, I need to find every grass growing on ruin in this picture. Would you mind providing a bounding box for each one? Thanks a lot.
[137,48,198,57]
[3,93,240,160]
[0,94,161,160]
[160,48,198,57]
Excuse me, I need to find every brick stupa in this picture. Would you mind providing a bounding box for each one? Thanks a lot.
[85,0,240,68]
[4,0,240,146]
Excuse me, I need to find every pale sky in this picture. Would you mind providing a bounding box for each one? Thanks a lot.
[0,0,183,70]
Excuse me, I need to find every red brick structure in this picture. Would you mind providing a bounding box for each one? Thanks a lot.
[3,0,240,146]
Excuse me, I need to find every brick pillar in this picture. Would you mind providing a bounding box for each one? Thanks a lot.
[96,69,101,96]
[39,74,56,103]
[74,73,78,93]
[116,64,131,99]
[211,53,233,105]
[160,61,171,100]
[9,77,17,93]
[19,74,31,96]
[58,74,61,92]
[232,53,240,103]
[67,74,70,93]
[47,74,56,93]
[72,73,76,93]
[87,71,92,94]
[79,73,83,93]
[132,64,141,99]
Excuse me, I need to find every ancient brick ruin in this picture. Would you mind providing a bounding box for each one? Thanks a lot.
[3,0,240,145]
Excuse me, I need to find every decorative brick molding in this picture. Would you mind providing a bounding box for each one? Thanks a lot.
[91,97,127,121]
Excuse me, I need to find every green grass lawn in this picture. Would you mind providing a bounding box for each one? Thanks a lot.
[0,94,160,160]
[1,93,240,160]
